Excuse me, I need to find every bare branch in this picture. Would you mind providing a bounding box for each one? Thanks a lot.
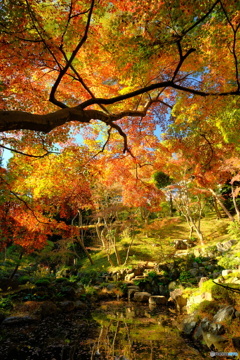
[49,0,95,108]
[0,144,58,158]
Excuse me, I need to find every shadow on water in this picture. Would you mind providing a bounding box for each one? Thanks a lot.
[0,301,209,360]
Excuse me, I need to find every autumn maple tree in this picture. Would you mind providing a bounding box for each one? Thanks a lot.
[1,0,240,253]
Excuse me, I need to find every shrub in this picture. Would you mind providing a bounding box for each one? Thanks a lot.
[0,297,13,310]
[18,275,31,285]
[35,278,51,287]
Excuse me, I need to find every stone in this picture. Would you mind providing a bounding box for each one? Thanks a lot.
[174,240,189,250]
[169,288,187,313]
[149,295,167,305]
[168,281,178,291]
[213,306,236,323]
[202,332,227,351]
[40,301,59,318]
[182,315,198,335]
[189,268,198,277]
[198,277,209,287]
[235,311,240,318]
[216,240,237,253]
[59,300,75,312]
[128,289,138,300]
[125,273,135,281]
[133,291,151,302]
[127,285,140,291]
[2,315,38,325]
[74,300,87,310]
[222,269,233,276]
[193,324,203,341]
[201,318,225,335]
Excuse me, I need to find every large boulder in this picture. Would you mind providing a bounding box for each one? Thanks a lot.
[213,306,236,323]
[216,240,237,253]
[169,288,187,313]
[200,318,225,335]
[182,315,198,336]
[149,295,167,306]
[133,292,151,303]
[2,315,38,325]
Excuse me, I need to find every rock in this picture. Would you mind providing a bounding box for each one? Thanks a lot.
[170,288,187,313]
[2,315,38,325]
[149,295,167,305]
[74,300,87,310]
[198,267,207,276]
[125,273,135,281]
[235,311,240,318]
[133,291,151,302]
[189,268,198,277]
[201,318,225,335]
[174,240,189,250]
[182,315,198,335]
[193,324,203,341]
[127,285,140,291]
[232,337,240,351]
[133,266,145,276]
[202,332,227,351]
[198,277,209,287]
[128,289,138,300]
[213,306,236,323]
[222,269,233,276]
[168,281,178,291]
[216,240,237,253]
[187,291,213,309]
[59,300,75,312]
[40,301,59,318]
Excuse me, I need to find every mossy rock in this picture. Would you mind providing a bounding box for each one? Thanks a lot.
[196,300,221,316]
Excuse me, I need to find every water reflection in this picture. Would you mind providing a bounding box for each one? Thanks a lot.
[89,301,204,360]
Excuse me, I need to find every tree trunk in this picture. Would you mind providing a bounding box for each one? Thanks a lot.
[76,210,94,265]
[209,189,235,221]
[9,252,23,280]
[231,183,240,222]
[212,196,222,219]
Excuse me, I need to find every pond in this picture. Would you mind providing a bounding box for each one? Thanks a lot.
[0,300,208,360]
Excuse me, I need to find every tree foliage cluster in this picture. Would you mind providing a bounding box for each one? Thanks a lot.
[1,0,240,258]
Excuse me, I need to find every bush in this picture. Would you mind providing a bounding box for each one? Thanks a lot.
[35,278,51,287]
[0,297,13,310]
[18,275,31,285]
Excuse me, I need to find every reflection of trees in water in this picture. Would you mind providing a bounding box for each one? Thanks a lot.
[90,304,202,360]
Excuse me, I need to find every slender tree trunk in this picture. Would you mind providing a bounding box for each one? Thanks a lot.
[231,183,240,222]
[76,210,94,265]
[209,188,235,221]
[212,196,222,219]
[9,252,23,280]
[123,235,134,265]
[169,192,174,217]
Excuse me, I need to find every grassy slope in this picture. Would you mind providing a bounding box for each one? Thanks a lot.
[80,213,232,272]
